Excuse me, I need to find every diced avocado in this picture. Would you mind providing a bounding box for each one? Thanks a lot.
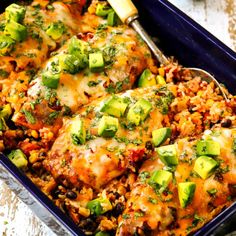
[0,104,12,120]
[96,3,113,17]
[156,75,166,85]
[193,156,218,179]
[149,170,172,189]
[152,127,171,147]
[178,182,196,208]
[107,11,119,26]
[89,52,104,72]
[127,98,152,126]
[7,149,28,169]
[46,22,65,40]
[4,21,27,42]
[87,198,112,216]
[100,95,128,118]
[70,118,86,145]
[138,69,156,88]
[5,3,26,23]
[98,115,119,138]
[59,54,82,74]
[196,140,220,156]
[68,36,87,56]
[68,36,88,68]
[0,35,15,55]
[42,71,60,89]
[95,232,110,236]
[156,144,178,166]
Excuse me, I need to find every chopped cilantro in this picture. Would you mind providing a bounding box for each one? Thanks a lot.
[0,69,9,78]
[232,137,236,154]
[207,188,217,197]
[22,110,36,124]
[148,197,157,204]
[139,171,150,183]
[122,214,130,219]
[46,111,60,124]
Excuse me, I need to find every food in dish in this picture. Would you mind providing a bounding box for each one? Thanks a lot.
[0,0,235,235]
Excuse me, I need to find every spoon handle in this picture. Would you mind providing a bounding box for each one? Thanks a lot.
[107,0,169,65]
[107,0,138,23]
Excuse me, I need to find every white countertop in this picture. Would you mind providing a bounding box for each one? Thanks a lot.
[0,0,235,235]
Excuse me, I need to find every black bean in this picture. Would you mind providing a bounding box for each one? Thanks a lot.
[112,202,124,217]
[208,202,216,212]
[141,221,152,234]
[66,190,77,199]
[39,151,46,157]
[214,172,224,182]
[145,141,154,152]
[221,119,232,128]
[51,189,61,199]
[79,218,97,231]
[228,184,236,198]
[167,207,179,230]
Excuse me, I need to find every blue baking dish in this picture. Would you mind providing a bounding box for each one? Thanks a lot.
[0,0,236,235]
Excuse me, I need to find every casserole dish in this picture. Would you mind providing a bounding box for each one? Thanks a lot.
[0,0,236,235]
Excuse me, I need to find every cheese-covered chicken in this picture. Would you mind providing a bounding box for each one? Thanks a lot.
[44,85,175,189]
[117,128,236,235]
[13,24,153,132]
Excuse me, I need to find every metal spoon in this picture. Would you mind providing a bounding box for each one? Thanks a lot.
[107,0,228,101]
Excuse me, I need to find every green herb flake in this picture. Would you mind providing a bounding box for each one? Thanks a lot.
[0,69,9,78]
[232,137,236,154]
[148,197,157,204]
[207,188,217,197]
[139,171,150,183]
[22,110,36,124]
[122,214,130,219]
[186,214,204,233]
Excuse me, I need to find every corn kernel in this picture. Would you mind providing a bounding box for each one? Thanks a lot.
[156,75,166,85]
[47,131,54,140]
[79,207,90,217]
[158,67,165,77]
[29,151,38,164]
[31,130,38,139]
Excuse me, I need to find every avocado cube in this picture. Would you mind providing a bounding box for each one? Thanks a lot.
[107,11,120,26]
[156,144,178,166]
[5,3,26,23]
[152,127,171,147]
[196,140,220,156]
[70,118,86,145]
[4,21,27,42]
[193,156,218,179]
[156,75,166,85]
[42,71,60,89]
[59,54,82,74]
[8,149,28,169]
[138,69,157,88]
[96,3,112,17]
[68,36,87,56]
[89,52,104,72]
[0,104,12,120]
[178,182,196,208]
[100,96,128,118]
[0,35,15,56]
[127,98,152,126]
[98,115,119,138]
[68,36,88,68]
[87,198,112,216]
[149,170,172,189]
[46,22,65,40]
